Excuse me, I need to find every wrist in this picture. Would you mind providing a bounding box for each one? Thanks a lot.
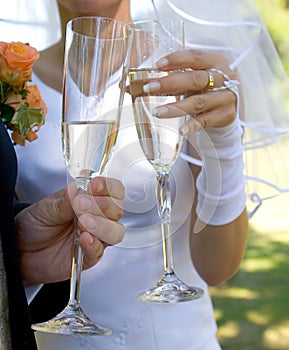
[195,117,247,226]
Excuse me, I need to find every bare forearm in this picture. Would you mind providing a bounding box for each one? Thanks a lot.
[190,208,248,286]
[188,115,248,286]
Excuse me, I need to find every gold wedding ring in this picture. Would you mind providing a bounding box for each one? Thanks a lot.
[206,70,215,89]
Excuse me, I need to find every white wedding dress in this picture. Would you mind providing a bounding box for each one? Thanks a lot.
[15,72,221,349]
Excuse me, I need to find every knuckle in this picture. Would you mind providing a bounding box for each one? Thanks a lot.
[94,197,108,216]
[98,197,124,220]
[189,49,205,63]
[193,116,207,130]
[199,117,208,129]
[192,96,206,113]
[189,71,203,89]
[101,198,112,215]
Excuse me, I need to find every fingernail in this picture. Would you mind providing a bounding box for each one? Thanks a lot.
[88,236,94,246]
[157,57,169,68]
[179,124,190,136]
[152,106,168,117]
[79,196,92,211]
[96,180,104,193]
[143,81,161,93]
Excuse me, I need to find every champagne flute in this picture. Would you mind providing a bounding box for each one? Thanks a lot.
[32,16,132,335]
[129,20,204,303]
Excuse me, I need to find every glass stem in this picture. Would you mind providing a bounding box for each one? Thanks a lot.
[68,223,83,308]
[156,172,174,275]
[68,178,89,309]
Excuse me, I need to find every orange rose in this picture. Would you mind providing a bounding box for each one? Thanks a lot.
[0,41,39,71]
[0,41,39,87]
[0,41,46,146]
[26,85,47,116]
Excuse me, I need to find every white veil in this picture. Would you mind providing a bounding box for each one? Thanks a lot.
[132,0,289,216]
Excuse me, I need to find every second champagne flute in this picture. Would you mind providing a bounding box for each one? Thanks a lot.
[32,16,132,335]
[129,20,204,303]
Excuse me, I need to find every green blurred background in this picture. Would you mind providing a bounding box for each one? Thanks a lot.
[210,1,289,349]
[257,0,289,74]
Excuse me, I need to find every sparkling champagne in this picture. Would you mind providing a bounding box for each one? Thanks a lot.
[62,121,118,179]
[129,68,184,173]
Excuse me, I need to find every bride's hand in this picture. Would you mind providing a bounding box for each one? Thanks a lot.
[142,50,239,135]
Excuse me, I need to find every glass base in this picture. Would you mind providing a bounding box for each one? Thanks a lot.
[31,304,112,335]
[137,272,204,304]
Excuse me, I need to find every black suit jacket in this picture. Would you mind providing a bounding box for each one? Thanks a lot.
[0,119,71,349]
[0,119,70,346]
[0,119,37,349]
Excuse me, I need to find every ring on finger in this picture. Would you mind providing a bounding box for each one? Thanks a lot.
[206,70,215,89]
[206,68,239,95]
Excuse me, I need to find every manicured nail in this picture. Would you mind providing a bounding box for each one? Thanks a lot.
[157,58,169,68]
[152,106,169,117]
[143,81,161,93]
[179,124,190,136]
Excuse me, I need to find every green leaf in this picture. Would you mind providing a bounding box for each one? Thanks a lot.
[0,103,15,123]
[0,81,11,103]
[10,102,45,138]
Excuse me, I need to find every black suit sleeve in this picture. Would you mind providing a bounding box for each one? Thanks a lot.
[29,281,70,323]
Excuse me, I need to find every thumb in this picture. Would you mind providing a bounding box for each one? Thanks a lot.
[35,184,75,225]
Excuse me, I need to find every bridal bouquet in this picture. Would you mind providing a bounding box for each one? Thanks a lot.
[0,41,47,146]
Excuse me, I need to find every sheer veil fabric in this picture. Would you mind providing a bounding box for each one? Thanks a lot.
[132,0,289,217]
